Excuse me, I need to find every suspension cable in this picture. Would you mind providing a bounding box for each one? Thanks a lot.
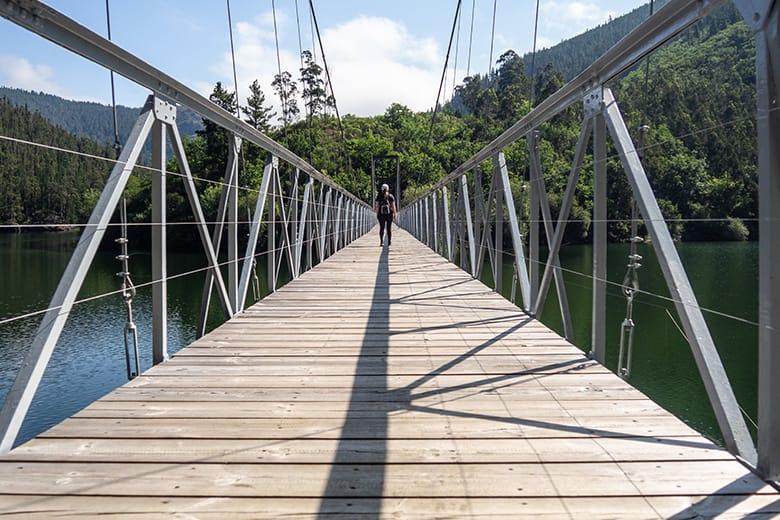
[451,3,462,99]
[488,0,498,74]
[466,0,475,77]
[308,0,351,175]
[529,0,541,106]
[308,0,345,144]
[428,0,463,145]
[294,0,305,70]
[271,0,290,134]
[225,0,241,117]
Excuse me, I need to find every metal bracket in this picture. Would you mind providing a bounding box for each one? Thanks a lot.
[153,97,177,123]
[583,86,604,119]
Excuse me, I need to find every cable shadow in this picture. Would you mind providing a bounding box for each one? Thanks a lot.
[317,245,389,519]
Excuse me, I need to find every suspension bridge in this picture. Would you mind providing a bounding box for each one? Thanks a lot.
[0,0,779,517]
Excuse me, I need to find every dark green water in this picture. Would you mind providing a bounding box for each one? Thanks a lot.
[479,240,759,445]
[0,232,759,447]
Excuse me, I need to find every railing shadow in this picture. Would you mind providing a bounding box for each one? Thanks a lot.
[317,245,389,518]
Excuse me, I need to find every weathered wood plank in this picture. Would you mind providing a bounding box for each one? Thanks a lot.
[0,229,774,518]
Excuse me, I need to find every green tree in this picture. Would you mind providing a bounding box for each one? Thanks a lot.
[271,71,300,126]
[299,50,333,117]
[242,79,275,132]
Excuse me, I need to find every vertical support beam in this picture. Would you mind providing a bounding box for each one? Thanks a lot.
[591,95,607,364]
[442,186,453,261]
[496,152,531,311]
[527,132,540,306]
[333,194,343,252]
[432,191,439,254]
[603,87,756,463]
[493,161,504,293]
[747,0,780,479]
[295,178,313,277]
[319,187,331,261]
[151,118,168,364]
[424,196,430,247]
[460,174,477,277]
[236,155,274,312]
[528,131,575,339]
[268,164,277,292]
[0,100,155,454]
[227,137,240,313]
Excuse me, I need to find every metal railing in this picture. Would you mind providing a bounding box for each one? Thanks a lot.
[399,0,780,480]
[0,0,373,453]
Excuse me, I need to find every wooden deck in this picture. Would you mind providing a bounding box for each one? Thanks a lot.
[0,229,777,518]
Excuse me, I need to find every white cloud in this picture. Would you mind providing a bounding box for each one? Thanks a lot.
[0,55,70,97]
[207,12,446,117]
[541,1,616,34]
[321,16,443,115]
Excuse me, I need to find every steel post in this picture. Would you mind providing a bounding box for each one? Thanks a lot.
[227,137,240,312]
[740,0,780,479]
[527,132,540,306]
[493,162,504,294]
[237,155,274,310]
[460,175,477,277]
[151,117,168,364]
[495,152,531,310]
[592,92,607,363]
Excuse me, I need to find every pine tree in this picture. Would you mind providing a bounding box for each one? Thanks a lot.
[271,71,300,126]
[242,79,275,132]
[299,50,333,117]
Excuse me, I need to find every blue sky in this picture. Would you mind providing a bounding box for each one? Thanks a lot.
[0,0,645,116]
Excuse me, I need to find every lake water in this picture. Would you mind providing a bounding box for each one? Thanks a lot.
[0,231,759,447]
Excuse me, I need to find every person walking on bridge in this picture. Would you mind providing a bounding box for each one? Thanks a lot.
[374,183,396,246]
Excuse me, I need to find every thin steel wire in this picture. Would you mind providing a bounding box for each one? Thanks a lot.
[0,223,367,328]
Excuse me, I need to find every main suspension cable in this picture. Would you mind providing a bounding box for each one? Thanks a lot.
[451,2,462,99]
[428,0,463,145]
[529,0,541,106]
[488,0,498,74]
[466,0,475,77]
[225,0,241,117]
[271,0,290,135]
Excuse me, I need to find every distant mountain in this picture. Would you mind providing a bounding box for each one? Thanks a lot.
[0,87,203,145]
[521,0,671,80]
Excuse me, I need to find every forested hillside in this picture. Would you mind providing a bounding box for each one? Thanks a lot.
[521,0,669,80]
[0,87,202,144]
[0,2,757,243]
[0,98,114,225]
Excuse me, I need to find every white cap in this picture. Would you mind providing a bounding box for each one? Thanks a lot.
[381,183,389,192]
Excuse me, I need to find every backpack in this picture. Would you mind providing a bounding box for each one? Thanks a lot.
[379,196,391,215]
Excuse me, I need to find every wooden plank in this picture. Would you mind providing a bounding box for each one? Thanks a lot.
[1,436,730,464]
[0,461,773,497]
[0,228,774,518]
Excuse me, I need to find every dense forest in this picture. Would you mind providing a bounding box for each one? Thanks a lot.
[0,86,203,144]
[0,2,756,243]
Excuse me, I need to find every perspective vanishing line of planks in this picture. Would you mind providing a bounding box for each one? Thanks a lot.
[0,228,777,519]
